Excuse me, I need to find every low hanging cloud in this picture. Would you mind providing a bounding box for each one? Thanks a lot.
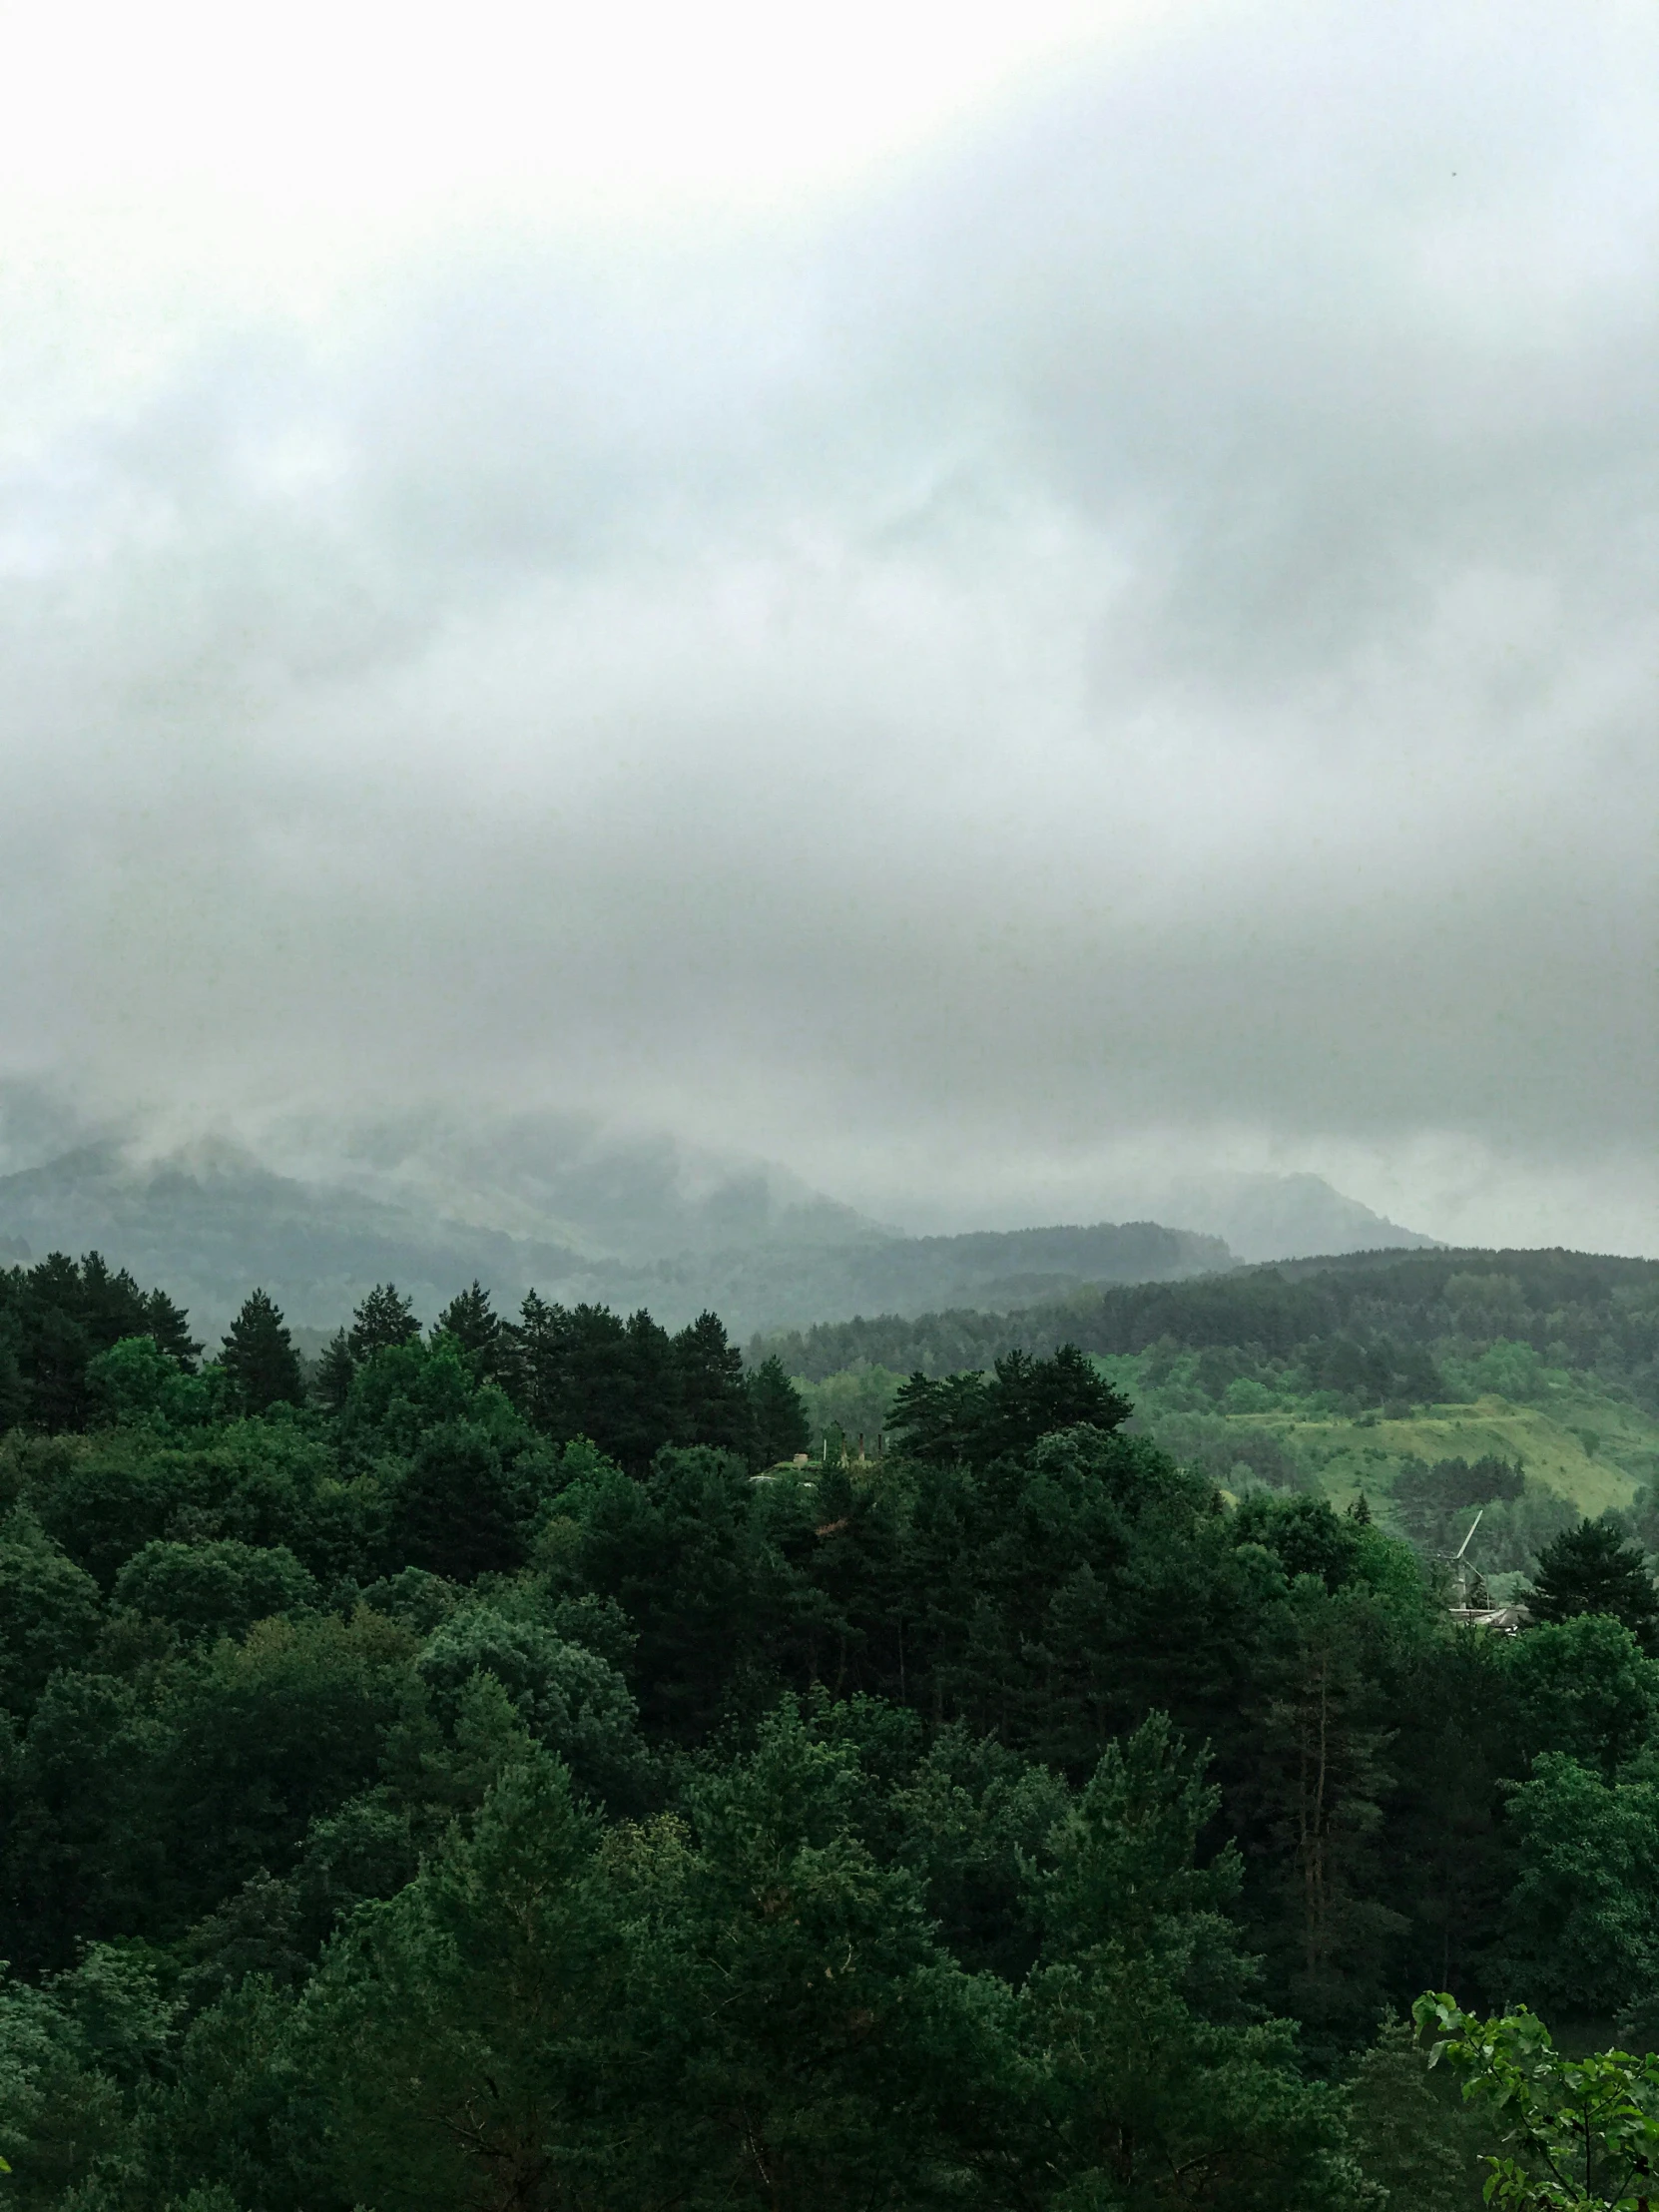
[1,0,1655,1251]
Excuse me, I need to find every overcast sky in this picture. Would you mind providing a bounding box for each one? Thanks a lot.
[1,0,1655,1250]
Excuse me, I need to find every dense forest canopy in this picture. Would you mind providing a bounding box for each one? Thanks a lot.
[754,1248,1659,1408]
[2,1249,1658,2208]
[759,1249,1659,1588]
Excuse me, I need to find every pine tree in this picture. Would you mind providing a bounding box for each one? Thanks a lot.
[433,1282,504,1378]
[143,1287,202,1369]
[347,1284,420,1361]
[221,1290,304,1413]
[315,1329,356,1412]
[674,1311,754,1459]
[748,1356,810,1467]
[1528,1518,1659,1652]
[1347,2011,1485,2212]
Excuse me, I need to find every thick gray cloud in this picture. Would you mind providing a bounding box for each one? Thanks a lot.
[1,0,1655,1250]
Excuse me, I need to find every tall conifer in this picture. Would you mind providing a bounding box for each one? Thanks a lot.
[221,1288,304,1412]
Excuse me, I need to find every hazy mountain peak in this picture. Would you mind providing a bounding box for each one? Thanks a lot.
[251,1108,897,1262]
[1149,1172,1438,1265]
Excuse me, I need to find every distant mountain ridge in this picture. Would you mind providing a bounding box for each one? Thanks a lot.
[0,1090,1442,1344]
[1142,1172,1439,1264]
[0,1138,1231,1342]
[256,1109,894,1261]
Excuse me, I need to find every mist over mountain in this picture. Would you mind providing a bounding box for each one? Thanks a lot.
[1144,1172,1439,1265]
[0,1125,1229,1342]
[259,1108,894,1261]
[0,1085,1451,1341]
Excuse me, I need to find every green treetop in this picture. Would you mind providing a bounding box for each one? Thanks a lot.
[347,1283,422,1360]
[220,1288,304,1413]
[1528,1520,1659,1654]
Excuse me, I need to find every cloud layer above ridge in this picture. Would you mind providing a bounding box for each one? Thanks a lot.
[1,0,1655,1250]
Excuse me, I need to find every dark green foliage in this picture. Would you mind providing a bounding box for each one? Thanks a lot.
[888,1343,1130,1467]
[749,1352,811,1465]
[509,1294,680,1471]
[346,1281,420,1359]
[156,1610,418,1919]
[393,1420,526,1581]
[0,1942,180,2203]
[0,1333,25,1431]
[1232,1488,1366,1590]
[112,1537,318,1643]
[674,1307,756,1457]
[1393,1453,1525,1551]
[296,1746,635,2212]
[653,1702,1008,2210]
[2,1668,164,1968]
[1494,1750,1659,2020]
[413,1607,648,1808]
[432,1277,512,1385]
[499,1297,756,1471]
[1527,1517,1659,1651]
[1013,1714,1356,2211]
[6,1254,1659,2209]
[570,1444,765,1742]
[756,1247,1659,1418]
[313,1328,354,1411]
[1345,2011,1487,2212]
[1503,1614,1659,1777]
[0,1251,201,1432]
[220,1290,304,1413]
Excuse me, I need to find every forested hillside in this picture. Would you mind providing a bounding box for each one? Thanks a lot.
[2,1252,1658,2207]
[760,1249,1659,1586]
[757,1249,1659,1401]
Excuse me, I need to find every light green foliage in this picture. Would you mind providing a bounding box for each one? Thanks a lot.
[1471,1341,1553,1404]
[85,1337,218,1431]
[1415,1994,1659,2210]
[1224,1377,1277,1414]
[793,1364,905,1454]
[21,1417,348,1592]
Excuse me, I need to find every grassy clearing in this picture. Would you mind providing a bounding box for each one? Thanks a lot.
[1227,1392,1659,1516]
